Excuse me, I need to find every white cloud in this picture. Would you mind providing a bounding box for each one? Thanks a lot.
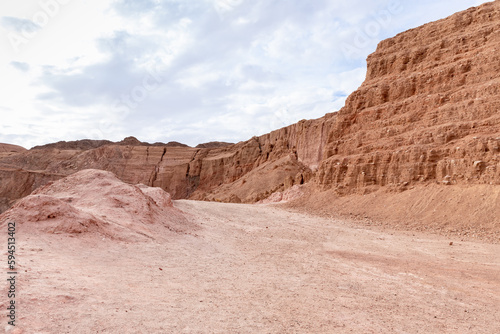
[1,16,40,33]
[10,61,30,72]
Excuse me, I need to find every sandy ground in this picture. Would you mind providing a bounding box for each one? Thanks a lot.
[2,200,500,333]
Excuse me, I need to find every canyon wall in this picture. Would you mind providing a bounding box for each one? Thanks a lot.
[316,1,500,194]
[1,1,499,213]
[0,115,331,208]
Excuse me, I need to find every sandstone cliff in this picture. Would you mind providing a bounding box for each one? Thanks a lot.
[317,1,500,194]
[0,133,315,209]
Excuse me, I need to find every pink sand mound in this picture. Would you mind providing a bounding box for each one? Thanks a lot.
[0,169,196,240]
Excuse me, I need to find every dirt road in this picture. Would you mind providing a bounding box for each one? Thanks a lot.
[3,200,500,333]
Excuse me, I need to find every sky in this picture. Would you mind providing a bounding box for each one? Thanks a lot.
[0,0,490,148]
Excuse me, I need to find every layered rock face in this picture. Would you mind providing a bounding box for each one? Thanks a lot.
[0,132,318,208]
[1,1,499,212]
[317,1,500,193]
[188,116,336,202]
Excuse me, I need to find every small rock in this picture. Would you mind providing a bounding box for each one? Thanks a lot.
[228,194,242,204]
[473,161,484,170]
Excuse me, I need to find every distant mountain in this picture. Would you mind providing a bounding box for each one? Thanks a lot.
[31,136,189,150]
[196,141,234,149]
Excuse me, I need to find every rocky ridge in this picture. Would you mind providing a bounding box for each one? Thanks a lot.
[0,143,27,159]
[31,136,190,151]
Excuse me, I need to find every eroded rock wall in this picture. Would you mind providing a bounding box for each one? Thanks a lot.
[317,1,500,194]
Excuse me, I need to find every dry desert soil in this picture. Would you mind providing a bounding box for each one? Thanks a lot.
[2,200,500,333]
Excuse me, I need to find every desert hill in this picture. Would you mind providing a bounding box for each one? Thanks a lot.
[0,169,195,241]
[195,141,234,149]
[30,136,190,150]
[0,143,26,159]
[1,1,499,238]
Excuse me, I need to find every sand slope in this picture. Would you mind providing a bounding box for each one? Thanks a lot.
[0,169,196,242]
